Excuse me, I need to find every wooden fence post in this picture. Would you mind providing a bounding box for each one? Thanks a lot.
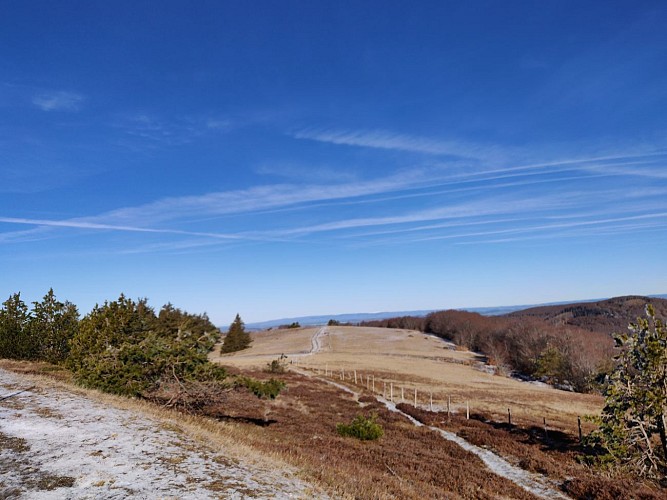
[466,401,469,420]
[354,370,357,384]
[578,416,583,442]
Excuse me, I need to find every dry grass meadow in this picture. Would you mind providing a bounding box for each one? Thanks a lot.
[213,325,602,434]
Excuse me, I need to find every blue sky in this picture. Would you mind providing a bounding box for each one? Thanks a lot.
[1,1,666,324]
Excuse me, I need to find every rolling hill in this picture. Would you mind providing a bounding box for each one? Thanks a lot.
[507,295,667,336]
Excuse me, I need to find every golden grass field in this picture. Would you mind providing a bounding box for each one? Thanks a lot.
[214,325,603,434]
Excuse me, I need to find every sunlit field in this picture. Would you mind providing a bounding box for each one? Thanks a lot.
[213,325,603,434]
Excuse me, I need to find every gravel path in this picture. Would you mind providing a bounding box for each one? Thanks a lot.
[0,369,325,499]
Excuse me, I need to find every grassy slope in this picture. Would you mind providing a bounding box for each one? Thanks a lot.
[212,325,663,499]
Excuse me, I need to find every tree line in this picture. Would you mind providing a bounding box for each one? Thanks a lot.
[0,290,277,403]
[362,309,614,392]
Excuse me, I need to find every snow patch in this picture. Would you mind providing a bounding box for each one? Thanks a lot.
[0,369,324,499]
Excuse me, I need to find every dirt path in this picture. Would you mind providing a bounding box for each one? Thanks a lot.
[0,369,325,499]
[309,326,326,354]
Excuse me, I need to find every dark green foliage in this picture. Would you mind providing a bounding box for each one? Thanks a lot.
[1,290,280,405]
[30,289,79,364]
[265,354,288,374]
[327,319,340,326]
[221,314,252,353]
[278,322,301,330]
[0,293,35,360]
[68,295,226,397]
[585,305,667,478]
[67,295,155,373]
[535,344,571,385]
[156,303,220,351]
[240,377,285,399]
[336,414,384,441]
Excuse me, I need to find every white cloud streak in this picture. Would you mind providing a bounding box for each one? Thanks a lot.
[292,128,512,161]
[32,91,84,112]
[0,217,241,240]
[2,141,665,253]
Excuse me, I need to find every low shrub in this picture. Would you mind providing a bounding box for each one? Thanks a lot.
[265,354,288,374]
[336,414,384,441]
[240,377,286,399]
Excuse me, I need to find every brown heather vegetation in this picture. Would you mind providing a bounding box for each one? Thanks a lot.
[184,369,541,499]
[397,404,663,499]
[114,365,667,498]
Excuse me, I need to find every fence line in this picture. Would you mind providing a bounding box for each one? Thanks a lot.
[296,363,584,438]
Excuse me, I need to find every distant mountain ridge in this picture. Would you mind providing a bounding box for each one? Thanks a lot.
[243,294,667,330]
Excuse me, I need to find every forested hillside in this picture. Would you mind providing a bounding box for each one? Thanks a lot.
[361,296,666,392]
[508,295,667,335]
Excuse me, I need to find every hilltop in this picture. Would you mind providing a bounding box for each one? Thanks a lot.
[507,295,667,336]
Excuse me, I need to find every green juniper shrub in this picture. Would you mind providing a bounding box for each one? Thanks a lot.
[265,354,288,374]
[240,377,286,399]
[336,414,384,441]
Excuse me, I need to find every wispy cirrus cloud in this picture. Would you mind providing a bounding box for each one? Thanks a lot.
[2,145,665,253]
[291,128,511,161]
[32,91,84,111]
[91,170,437,227]
[293,126,667,176]
[113,113,234,147]
[0,216,242,240]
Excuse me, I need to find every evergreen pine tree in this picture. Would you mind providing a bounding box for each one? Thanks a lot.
[221,314,252,353]
[0,293,34,359]
[30,288,79,364]
[588,305,667,478]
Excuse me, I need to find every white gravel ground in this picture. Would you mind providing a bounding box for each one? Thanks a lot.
[0,369,324,499]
